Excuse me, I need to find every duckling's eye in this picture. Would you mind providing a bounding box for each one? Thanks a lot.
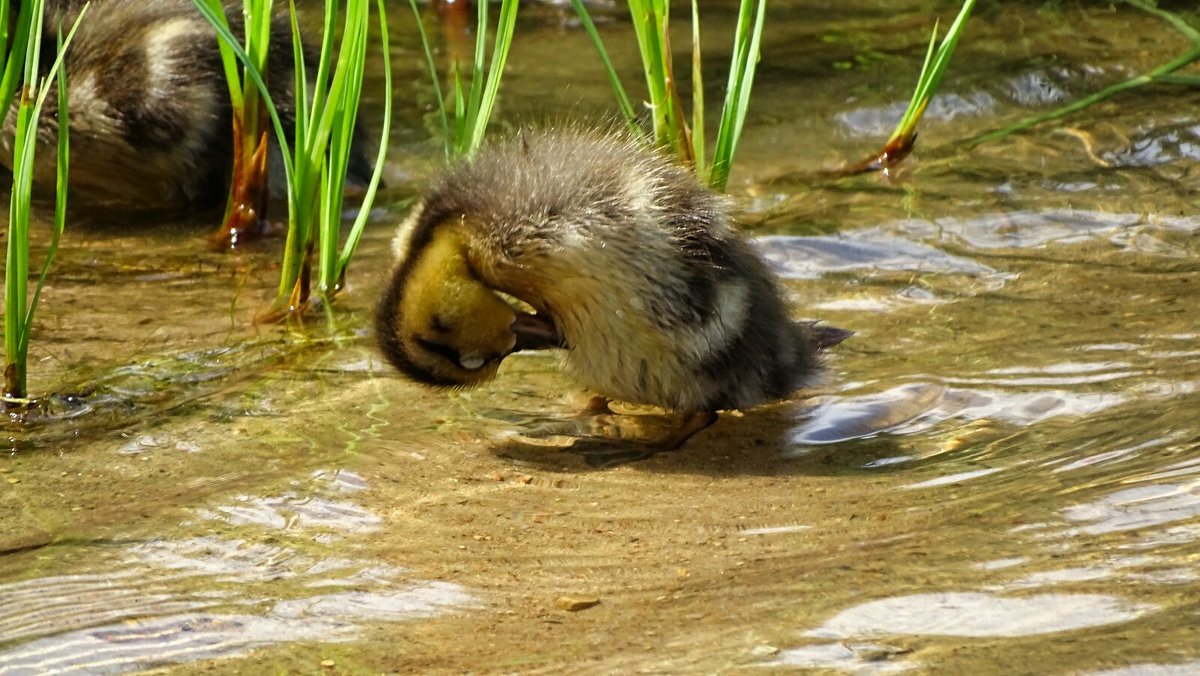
[415,337,461,365]
[430,314,451,334]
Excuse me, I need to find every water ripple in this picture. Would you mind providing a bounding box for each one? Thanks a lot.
[756,234,1000,279]
[0,536,476,674]
[790,382,1124,446]
[801,592,1154,639]
[769,641,915,673]
[1090,664,1200,676]
[1060,483,1200,536]
[890,209,1199,251]
[196,494,382,534]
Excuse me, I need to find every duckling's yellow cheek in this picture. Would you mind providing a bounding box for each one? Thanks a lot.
[400,271,516,369]
[395,225,521,380]
[450,285,518,357]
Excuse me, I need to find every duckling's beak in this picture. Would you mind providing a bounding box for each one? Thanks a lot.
[511,312,566,351]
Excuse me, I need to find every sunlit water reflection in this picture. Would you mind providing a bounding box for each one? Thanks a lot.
[0,478,476,674]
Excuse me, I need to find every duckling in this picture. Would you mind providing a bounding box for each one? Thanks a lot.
[376,128,850,449]
[0,0,372,212]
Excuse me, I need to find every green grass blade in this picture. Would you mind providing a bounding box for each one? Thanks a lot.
[307,5,366,173]
[453,66,467,149]
[289,1,310,161]
[689,0,706,179]
[309,0,340,125]
[656,0,692,161]
[337,0,392,277]
[4,0,44,396]
[0,0,8,54]
[5,0,86,397]
[26,12,86,353]
[188,0,293,186]
[242,0,273,133]
[276,0,312,311]
[709,0,767,191]
[316,1,368,294]
[627,0,671,146]
[199,0,244,110]
[887,0,976,147]
[408,0,450,157]
[457,0,489,155]
[568,0,640,136]
[0,0,33,112]
[468,0,518,154]
[188,0,304,305]
[1,1,32,104]
[892,25,938,141]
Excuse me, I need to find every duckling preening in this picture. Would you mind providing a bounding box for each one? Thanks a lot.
[0,0,373,212]
[377,129,850,450]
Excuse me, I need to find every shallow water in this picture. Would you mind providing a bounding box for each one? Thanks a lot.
[3,1,1200,673]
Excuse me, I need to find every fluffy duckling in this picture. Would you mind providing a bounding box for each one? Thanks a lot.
[0,0,371,211]
[376,129,850,449]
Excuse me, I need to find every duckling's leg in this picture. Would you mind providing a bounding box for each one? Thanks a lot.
[657,411,720,450]
[583,395,613,415]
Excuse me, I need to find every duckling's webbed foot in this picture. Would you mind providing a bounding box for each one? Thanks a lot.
[565,411,719,467]
[511,409,719,468]
[509,396,612,436]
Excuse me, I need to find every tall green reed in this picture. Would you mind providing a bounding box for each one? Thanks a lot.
[200,0,274,248]
[571,0,766,191]
[844,0,975,174]
[576,0,976,183]
[409,0,519,158]
[3,0,86,403]
[191,0,391,320]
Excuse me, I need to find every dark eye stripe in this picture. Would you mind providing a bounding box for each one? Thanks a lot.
[416,337,462,365]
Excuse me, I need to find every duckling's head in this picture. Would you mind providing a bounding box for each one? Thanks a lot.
[376,224,518,388]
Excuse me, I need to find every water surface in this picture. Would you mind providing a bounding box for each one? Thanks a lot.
[2,1,1199,673]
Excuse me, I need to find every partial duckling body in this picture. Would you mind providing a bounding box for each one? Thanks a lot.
[1,0,371,211]
[377,129,849,448]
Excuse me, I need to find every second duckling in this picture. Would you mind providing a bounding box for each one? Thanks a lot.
[1,0,373,212]
[376,129,850,449]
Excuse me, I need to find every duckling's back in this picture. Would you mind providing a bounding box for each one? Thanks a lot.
[405,129,830,412]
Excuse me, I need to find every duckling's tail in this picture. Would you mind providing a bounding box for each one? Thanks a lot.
[802,322,854,351]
